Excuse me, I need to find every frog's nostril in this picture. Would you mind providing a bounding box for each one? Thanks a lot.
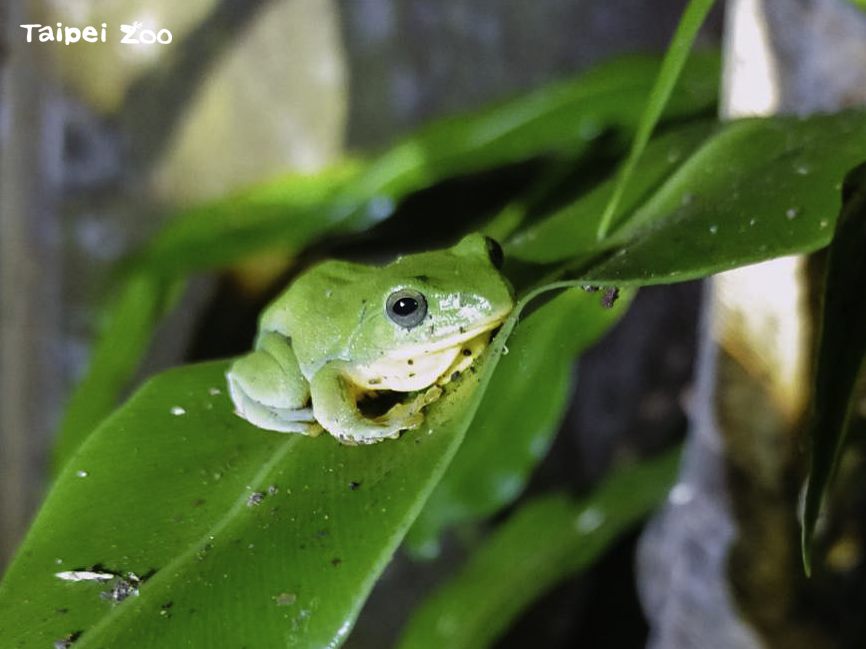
[484,237,504,269]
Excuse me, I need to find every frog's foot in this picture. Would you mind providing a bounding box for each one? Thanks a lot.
[376,385,441,425]
[226,340,320,435]
[228,378,322,435]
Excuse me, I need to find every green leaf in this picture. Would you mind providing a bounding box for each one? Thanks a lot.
[396,449,681,649]
[53,273,182,471]
[132,53,719,279]
[506,120,718,264]
[130,163,363,277]
[509,112,866,287]
[801,163,866,572]
[596,0,717,239]
[583,111,866,284]
[407,287,633,555]
[0,317,514,649]
[342,51,719,228]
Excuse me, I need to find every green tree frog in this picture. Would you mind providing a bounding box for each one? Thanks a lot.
[226,233,514,445]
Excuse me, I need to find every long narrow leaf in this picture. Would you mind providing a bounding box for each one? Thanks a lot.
[52,272,182,470]
[397,450,680,649]
[801,163,866,572]
[596,0,716,240]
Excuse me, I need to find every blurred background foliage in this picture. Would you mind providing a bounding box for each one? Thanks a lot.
[1,1,866,648]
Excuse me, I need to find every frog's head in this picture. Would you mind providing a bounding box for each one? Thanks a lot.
[349,233,514,362]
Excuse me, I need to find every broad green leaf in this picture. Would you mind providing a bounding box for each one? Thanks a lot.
[510,112,866,287]
[396,449,680,649]
[53,272,182,471]
[802,163,866,572]
[583,111,866,284]
[596,0,716,240]
[0,314,514,649]
[407,287,633,555]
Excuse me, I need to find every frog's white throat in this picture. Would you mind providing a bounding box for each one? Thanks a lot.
[344,319,501,393]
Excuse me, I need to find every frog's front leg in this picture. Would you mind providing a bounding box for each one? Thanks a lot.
[310,364,441,445]
[226,331,322,435]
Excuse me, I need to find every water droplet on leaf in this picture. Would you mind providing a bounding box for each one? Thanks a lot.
[575,507,605,533]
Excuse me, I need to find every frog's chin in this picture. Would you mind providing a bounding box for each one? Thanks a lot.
[343,316,505,393]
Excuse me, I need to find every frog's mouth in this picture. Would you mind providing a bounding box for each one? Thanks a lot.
[345,316,505,394]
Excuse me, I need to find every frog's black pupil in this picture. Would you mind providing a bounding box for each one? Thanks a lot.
[393,297,418,316]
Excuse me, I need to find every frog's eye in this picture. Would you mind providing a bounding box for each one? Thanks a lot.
[484,236,504,269]
[386,289,428,328]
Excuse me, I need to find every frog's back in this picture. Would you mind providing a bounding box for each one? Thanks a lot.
[260,260,377,376]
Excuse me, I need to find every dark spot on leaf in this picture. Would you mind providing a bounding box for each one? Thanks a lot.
[331,558,342,567]
[139,568,158,582]
[197,543,213,560]
[54,630,82,649]
[246,491,265,507]
[601,287,620,309]
[349,481,361,491]
[100,576,139,603]
[192,498,206,507]
[316,529,329,538]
